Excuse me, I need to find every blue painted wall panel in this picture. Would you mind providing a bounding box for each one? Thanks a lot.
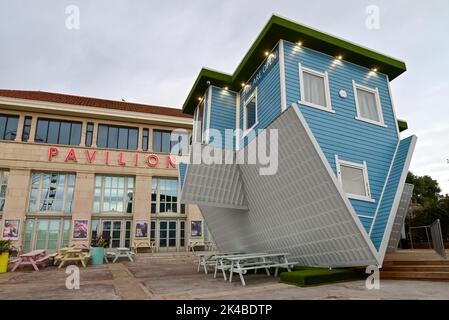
[370,136,414,249]
[239,45,282,148]
[209,86,237,150]
[179,162,187,190]
[283,40,399,225]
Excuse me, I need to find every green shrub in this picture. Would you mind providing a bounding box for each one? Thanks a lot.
[280,267,365,287]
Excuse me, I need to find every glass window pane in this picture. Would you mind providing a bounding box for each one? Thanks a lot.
[35,119,48,143]
[142,129,149,151]
[47,121,60,144]
[4,116,18,140]
[341,165,367,197]
[59,122,71,145]
[162,132,171,153]
[128,128,138,150]
[303,71,326,107]
[108,127,118,148]
[357,88,380,122]
[97,125,108,148]
[0,116,6,140]
[152,130,161,152]
[69,123,82,145]
[118,127,128,149]
[246,98,257,129]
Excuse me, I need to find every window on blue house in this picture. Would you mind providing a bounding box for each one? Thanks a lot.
[336,157,372,202]
[244,90,258,132]
[194,100,205,143]
[353,81,384,126]
[299,66,332,112]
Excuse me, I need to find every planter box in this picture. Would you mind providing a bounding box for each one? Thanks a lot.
[90,247,105,265]
[0,252,9,273]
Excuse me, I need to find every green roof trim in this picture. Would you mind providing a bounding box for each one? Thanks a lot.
[397,119,408,132]
[182,15,407,114]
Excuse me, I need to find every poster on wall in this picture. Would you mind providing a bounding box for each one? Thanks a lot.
[73,220,89,239]
[135,220,148,238]
[191,221,202,237]
[2,219,20,240]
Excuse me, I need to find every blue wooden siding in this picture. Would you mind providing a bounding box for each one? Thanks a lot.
[208,86,237,150]
[370,136,415,250]
[239,45,282,148]
[283,40,399,226]
[179,162,187,190]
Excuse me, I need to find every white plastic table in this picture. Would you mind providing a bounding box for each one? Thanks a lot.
[106,247,134,263]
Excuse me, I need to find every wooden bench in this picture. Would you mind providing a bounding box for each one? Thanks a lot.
[131,241,156,254]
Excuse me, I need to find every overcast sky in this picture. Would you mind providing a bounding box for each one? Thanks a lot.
[1,0,448,192]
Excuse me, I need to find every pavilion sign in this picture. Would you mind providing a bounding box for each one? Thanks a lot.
[47,147,177,168]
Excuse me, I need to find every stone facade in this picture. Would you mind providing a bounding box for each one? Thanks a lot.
[0,98,207,252]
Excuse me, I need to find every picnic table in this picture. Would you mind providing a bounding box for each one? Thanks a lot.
[213,252,266,281]
[105,247,135,263]
[225,253,296,286]
[58,248,90,268]
[11,249,50,272]
[197,251,243,274]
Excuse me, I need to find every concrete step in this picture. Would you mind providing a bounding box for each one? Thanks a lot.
[382,265,449,272]
[380,271,449,281]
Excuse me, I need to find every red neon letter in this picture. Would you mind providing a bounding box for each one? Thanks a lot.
[166,155,176,168]
[86,150,96,163]
[105,151,109,165]
[134,153,139,166]
[48,147,59,161]
[146,154,159,167]
[65,149,78,162]
[118,152,126,166]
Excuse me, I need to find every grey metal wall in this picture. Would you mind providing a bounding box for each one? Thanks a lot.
[386,183,414,253]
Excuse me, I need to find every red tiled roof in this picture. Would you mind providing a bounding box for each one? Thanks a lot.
[0,89,192,119]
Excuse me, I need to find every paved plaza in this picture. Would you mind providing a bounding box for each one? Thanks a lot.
[0,252,448,300]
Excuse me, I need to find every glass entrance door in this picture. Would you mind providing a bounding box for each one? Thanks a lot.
[102,220,122,248]
[159,220,177,249]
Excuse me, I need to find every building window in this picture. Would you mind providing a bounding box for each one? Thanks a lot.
[23,218,71,252]
[22,116,32,142]
[97,124,138,150]
[85,122,94,147]
[150,221,156,242]
[28,172,76,213]
[0,114,19,141]
[151,178,185,214]
[35,119,82,146]
[152,129,188,155]
[180,221,185,247]
[142,128,149,151]
[93,176,134,214]
[299,65,333,112]
[243,90,258,132]
[336,156,373,202]
[0,171,8,212]
[353,81,384,126]
[90,219,132,248]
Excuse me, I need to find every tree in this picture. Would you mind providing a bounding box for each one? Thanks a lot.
[405,172,449,243]
[406,172,441,207]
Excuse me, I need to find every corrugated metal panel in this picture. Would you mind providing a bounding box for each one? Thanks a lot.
[181,147,248,209]
[386,183,414,253]
[209,87,237,150]
[370,136,416,251]
[283,40,399,225]
[191,106,378,267]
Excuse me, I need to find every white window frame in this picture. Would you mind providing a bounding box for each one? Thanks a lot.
[335,156,374,202]
[352,80,386,127]
[299,64,334,113]
[243,89,258,134]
